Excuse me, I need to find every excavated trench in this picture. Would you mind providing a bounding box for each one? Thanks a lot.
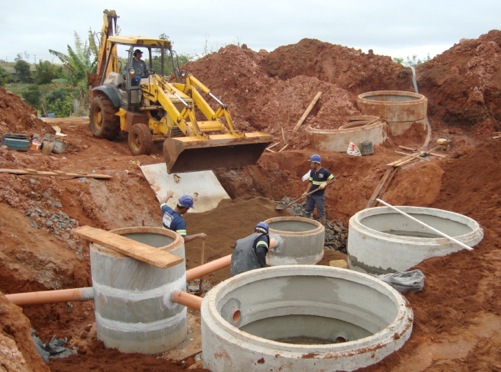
[80,215,418,370]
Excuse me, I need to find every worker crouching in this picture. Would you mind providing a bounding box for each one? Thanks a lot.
[230,222,282,276]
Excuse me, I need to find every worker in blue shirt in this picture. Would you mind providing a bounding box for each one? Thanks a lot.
[160,191,207,242]
[303,154,335,226]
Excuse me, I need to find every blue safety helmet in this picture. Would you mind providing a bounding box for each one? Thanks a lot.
[178,195,194,209]
[309,154,321,163]
[255,221,269,234]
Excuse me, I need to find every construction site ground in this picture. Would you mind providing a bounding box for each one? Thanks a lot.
[1,31,501,371]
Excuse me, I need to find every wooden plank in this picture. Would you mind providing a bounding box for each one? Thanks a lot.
[387,154,415,167]
[73,226,183,268]
[0,168,112,179]
[428,151,446,158]
[278,144,289,152]
[293,91,322,132]
[366,167,397,208]
[394,155,420,167]
[398,145,418,152]
[266,142,280,150]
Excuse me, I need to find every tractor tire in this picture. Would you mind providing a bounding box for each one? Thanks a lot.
[128,123,152,155]
[89,95,120,140]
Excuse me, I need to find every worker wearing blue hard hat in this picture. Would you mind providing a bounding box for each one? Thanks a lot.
[160,191,207,242]
[303,153,335,226]
[230,221,282,276]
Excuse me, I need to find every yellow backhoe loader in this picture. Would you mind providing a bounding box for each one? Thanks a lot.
[87,10,272,173]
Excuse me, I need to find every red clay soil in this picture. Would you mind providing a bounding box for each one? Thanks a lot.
[1,30,501,371]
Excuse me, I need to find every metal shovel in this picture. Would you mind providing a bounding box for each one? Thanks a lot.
[275,189,318,211]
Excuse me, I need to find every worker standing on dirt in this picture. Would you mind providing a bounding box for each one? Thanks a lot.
[303,154,335,225]
[160,191,207,242]
[230,222,281,276]
[131,49,148,85]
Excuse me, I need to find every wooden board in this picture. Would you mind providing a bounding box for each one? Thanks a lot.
[73,225,183,268]
[365,167,397,208]
[0,168,112,179]
[293,91,322,132]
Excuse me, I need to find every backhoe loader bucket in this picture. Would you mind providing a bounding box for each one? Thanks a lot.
[163,133,273,173]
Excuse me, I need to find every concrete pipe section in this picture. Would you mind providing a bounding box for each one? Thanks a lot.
[357,90,428,136]
[201,265,414,371]
[265,216,325,265]
[90,226,187,354]
[348,206,484,274]
[306,115,387,153]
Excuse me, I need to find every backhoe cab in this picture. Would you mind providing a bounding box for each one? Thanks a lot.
[87,10,272,173]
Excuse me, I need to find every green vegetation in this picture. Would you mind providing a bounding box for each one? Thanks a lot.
[392,54,431,67]
[1,30,195,118]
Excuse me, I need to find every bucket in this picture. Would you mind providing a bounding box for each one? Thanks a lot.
[361,140,374,156]
[52,139,67,154]
[41,140,54,155]
[31,139,42,150]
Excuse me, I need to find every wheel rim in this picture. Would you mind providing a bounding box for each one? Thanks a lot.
[93,110,103,130]
[131,133,141,151]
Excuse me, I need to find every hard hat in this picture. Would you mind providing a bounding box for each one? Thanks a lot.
[178,195,194,209]
[134,49,143,55]
[309,154,321,163]
[255,221,269,234]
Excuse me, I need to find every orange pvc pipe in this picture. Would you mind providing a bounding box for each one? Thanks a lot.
[186,254,231,282]
[5,287,94,306]
[171,290,202,310]
[6,255,231,306]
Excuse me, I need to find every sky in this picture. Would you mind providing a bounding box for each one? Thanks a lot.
[1,1,499,64]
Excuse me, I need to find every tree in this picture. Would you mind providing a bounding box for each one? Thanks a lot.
[393,54,432,67]
[0,66,12,86]
[21,85,41,107]
[14,58,32,83]
[33,60,58,84]
[49,31,95,98]
[45,88,75,117]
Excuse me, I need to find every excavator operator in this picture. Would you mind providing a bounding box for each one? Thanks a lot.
[131,49,147,85]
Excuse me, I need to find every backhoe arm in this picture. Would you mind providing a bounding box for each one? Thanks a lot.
[173,74,238,134]
[143,75,204,138]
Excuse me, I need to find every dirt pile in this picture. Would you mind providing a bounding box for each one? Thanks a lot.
[416,29,501,132]
[0,86,53,135]
[1,30,501,371]
[190,39,451,146]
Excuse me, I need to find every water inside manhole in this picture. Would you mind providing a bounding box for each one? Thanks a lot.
[274,336,348,345]
[384,230,441,238]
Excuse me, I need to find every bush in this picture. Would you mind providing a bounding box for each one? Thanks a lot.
[21,85,41,107]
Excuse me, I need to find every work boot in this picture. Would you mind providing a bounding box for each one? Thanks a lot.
[305,213,312,219]
[319,216,326,226]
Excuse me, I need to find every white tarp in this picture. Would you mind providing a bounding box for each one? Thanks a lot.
[140,163,230,213]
